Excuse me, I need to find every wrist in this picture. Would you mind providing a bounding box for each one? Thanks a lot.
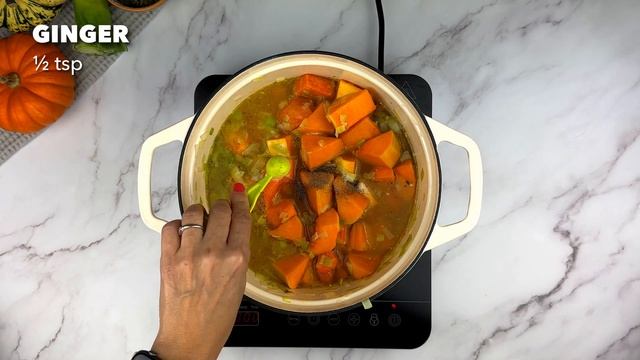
[151,335,214,360]
[150,336,177,360]
[132,350,160,360]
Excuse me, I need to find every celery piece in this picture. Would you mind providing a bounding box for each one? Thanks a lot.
[261,114,277,129]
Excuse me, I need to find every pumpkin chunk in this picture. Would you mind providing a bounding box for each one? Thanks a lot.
[371,166,395,183]
[336,80,361,98]
[327,89,376,134]
[266,135,295,157]
[273,254,310,289]
[298,103,334,135]
[301,261,317,286]
[262,178,293,208]
[349,222,369,251]
[394,159,416,184]
[339,116,380,149]
[225,133,249,154]
[334,177,370,224]
[310,208,340,255]
[300,135,345,170]
[335,260,350,281]
[346,252,381,279]
[277,96,314,131]
[294,74,335,98]
[315,251,339,284]
[266,199,298,228]
[357,182,377,207]
[357,131,401,168]
[269,216,305,244]
[335,154,358,181]
[337,226,349,246]
[300,171,334,215]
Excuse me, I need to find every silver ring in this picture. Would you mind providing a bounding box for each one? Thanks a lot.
[178,224,204,236]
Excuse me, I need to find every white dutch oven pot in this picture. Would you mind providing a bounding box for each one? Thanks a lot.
[138,52,483,314]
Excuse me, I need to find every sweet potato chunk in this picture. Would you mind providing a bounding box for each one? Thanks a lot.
[339,116,380,149]
[298,104,334,135]
[327,90,376,134]
[294,74,335,98]
[273,254,310,289]
[278,97,314,131]
[300,171,334,215]
[357,131,401,168]
[346,252,381,279]
[334,177,370,224]
[310,208,340,255]
[300,135,345,170]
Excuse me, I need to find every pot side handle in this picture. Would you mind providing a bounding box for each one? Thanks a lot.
[137,116,194,233]
[423,117,483,251]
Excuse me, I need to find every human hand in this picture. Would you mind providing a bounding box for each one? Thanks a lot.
[151,184,251,360]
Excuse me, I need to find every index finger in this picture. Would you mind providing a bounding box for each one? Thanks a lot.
[228,183,251,253]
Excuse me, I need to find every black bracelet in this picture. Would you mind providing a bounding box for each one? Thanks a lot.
[132,350,160,360]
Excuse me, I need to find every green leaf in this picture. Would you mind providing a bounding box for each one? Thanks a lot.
[73,0,128,55]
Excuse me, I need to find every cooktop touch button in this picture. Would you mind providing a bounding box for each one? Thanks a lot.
[307,316,321,326]
[347,313,361,326]
[328,314,341,326]
[369,313,380,327]
[287,315,300,326]
[388,313,402,327]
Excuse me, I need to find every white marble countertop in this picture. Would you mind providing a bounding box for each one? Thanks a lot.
[1,0,639,359]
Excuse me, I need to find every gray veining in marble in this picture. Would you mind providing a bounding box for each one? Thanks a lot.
[1,0,639,359]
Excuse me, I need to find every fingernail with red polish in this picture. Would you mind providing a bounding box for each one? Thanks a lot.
[233,183,245,192]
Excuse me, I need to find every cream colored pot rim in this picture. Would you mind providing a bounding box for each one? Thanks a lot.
[176,51,442,314]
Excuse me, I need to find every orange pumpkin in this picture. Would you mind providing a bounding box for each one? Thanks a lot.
[0,33,75,133]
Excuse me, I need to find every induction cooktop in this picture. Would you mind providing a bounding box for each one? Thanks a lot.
[193,73,433,349]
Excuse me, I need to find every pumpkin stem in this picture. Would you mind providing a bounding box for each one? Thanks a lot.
[0,73,20,89]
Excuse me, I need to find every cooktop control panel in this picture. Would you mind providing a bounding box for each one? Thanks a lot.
[194,72,433,349]
[225,254,431,349]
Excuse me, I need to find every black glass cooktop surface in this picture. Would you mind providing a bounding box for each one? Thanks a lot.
[193,73,432,349]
